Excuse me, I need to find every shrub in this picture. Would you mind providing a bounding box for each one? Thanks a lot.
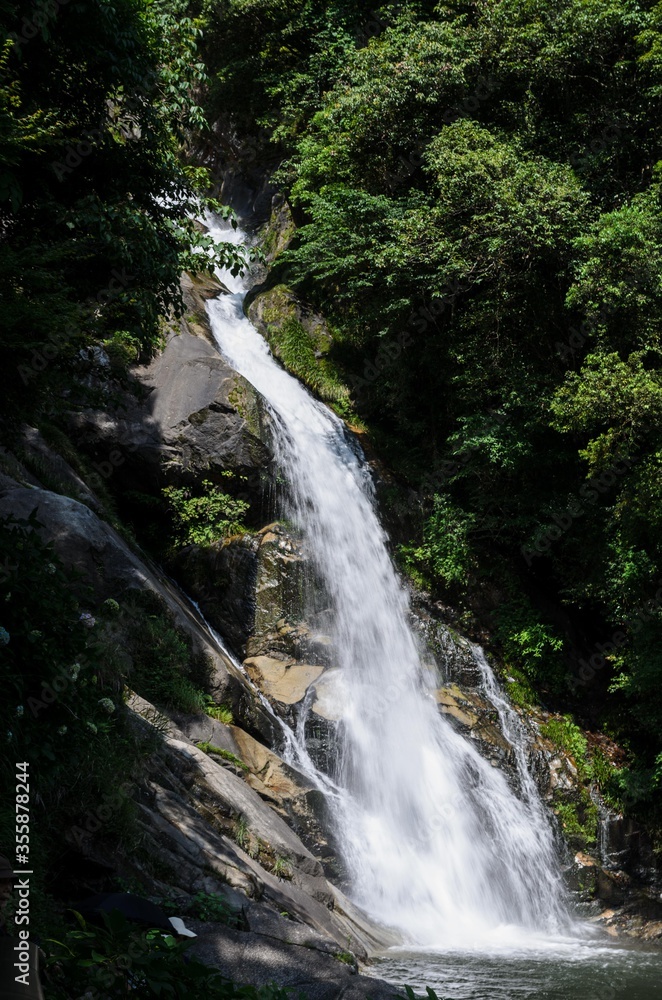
[540,715,592,781]
[400,495,475,589]
[494,592,565,691]
[163,479,250,547]
[204,699,234,725]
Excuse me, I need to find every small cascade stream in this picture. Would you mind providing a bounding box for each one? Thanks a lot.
[472,645,555,840]
[203,218,574,951]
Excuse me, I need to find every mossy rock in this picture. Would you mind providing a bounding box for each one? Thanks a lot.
[246,286,355,419]
[180,271,229,345]
[550,787,599,850]
[252,523,307,641]
[260,197,297,262]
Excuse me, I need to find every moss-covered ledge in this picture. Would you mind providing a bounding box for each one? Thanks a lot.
[246,284,355,419]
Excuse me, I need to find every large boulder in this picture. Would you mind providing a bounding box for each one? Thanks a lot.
[189,920,402,1000]
[251,524,306,648]
[244,656,324,709]
[175,522,333,663]
[68,274,272,510]
[0,482,152,599]
[165,711,328,850]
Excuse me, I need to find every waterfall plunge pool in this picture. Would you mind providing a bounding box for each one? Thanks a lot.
[368,939,662,999]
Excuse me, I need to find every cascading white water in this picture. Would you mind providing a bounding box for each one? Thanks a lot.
[472,644,561,846]
[205,219,573,950]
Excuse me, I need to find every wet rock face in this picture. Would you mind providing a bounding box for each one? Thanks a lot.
[409,595,482,688]
[250,524,308,656]
[175,533,261,656]
[234,527,342,774]
[174,522,331,663]
[566,851,662,942]
[433,684,518,779]
[596,808,661,883]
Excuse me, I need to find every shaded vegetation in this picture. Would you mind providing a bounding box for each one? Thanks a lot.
[164,477,251,548]
[45,909,286,998]
[120,589,214,712]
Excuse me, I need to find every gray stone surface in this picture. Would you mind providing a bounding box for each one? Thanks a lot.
[135,326,268,477]
[66,273,272,512]
[68,325,269,490]
[0,485,149,596]
[127,695,400,960]
[189,923,402,1000]
[175,532,261,656]
[0,479,244,707]
[163,734,323,876]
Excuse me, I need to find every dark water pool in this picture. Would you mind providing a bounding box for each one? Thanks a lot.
[368,939,662,999]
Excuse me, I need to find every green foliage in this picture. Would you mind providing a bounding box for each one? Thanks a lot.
[196,742,249,771]
[0,515,136,818]
[494,594,565,692]
[199,0,364,153]
[121,591,211,713]
[540,715,592,781]
[550,790,599,848]
[163,479,250,547]
[268,316,354,417]
[188,890,243,925]
[400,494,475,589]
[540,715,614,848]
[233,816,249,851]
[204,699,234,724]
[0,516,167,932]
[404,986,443,1000]
[271,856,292,880]
[503,668,538,710]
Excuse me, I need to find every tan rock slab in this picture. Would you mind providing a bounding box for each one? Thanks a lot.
[230,725,314,803]
[244,655,324,705]
[434,687,479,728]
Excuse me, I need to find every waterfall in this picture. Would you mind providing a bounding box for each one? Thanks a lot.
[204,219,574,950]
